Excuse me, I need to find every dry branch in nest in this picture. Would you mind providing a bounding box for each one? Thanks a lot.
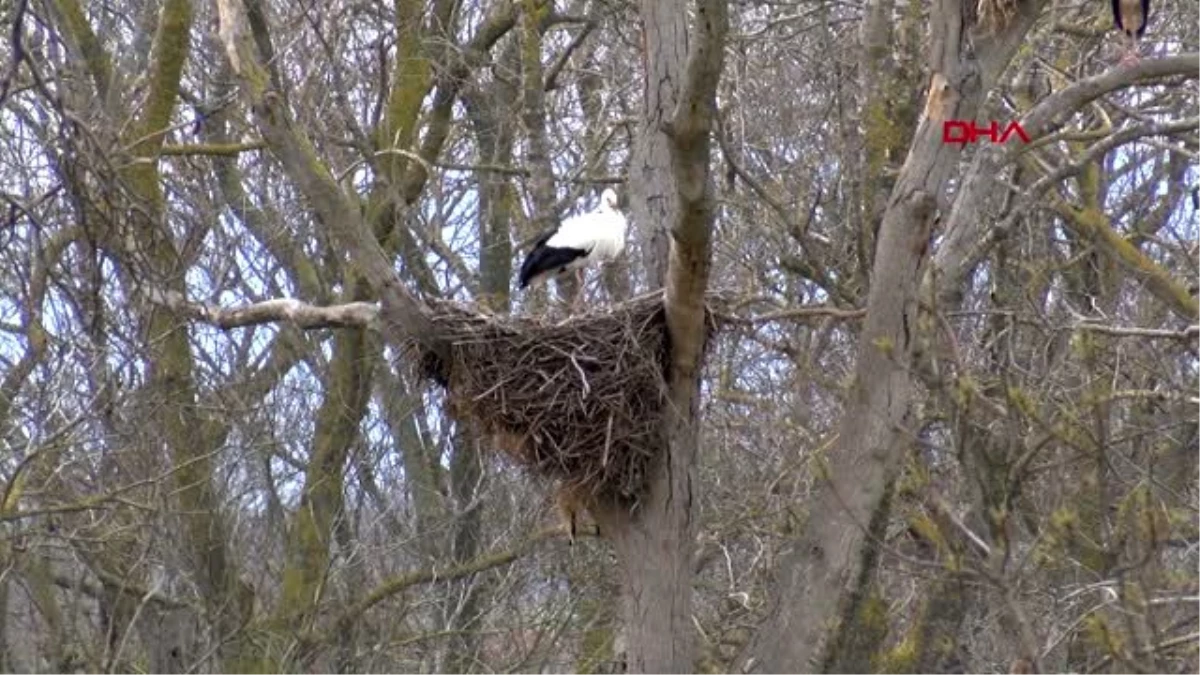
[412,293,676,507]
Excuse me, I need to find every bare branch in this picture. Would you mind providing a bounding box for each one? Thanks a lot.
[718,305,867,326]
[159,141,266,156]
[934,55,1200,297]
[323,525,572,638]
[1073,322,1200,340]
[544,20,596,92]
[1022,55,1200,138]
[0,0,29,107]
[51,572,194,611]
[216,0,445,359]
[145,288,380,330]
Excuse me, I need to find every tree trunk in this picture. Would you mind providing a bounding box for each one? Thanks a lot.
[275,308,374,663]
[627,1,686,290]
[594,2,728,672]
[442,424,487,673]
[739,1,1046,671]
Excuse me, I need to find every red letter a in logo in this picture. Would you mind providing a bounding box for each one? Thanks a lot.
[999,121,1031,144]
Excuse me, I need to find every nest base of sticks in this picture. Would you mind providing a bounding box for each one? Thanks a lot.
[415,293,671,509]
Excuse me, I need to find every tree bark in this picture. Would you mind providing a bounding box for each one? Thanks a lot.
[109,0,257,668]
[275,309,374,660]
[593,1,728,672]
[739,1,1046,671]
[627,1,687,290]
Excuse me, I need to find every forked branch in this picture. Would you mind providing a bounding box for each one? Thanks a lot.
[215,0,444,360]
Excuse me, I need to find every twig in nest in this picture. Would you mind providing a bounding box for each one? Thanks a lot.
[410,293,687,503]
[603,413,614,468]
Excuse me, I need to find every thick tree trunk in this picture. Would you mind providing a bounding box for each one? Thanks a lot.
[627,1,686,290]
[593,2,728,672]
[739,1,1046,671]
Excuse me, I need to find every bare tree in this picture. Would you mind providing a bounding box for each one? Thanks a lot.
[1,0,1195,672]
[741,0,1049,669]
[587,1,728,671]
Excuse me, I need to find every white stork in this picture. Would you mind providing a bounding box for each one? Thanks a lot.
[518,189,627,304]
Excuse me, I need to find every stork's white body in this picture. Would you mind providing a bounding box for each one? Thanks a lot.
[519,190,627,290]
[547,208,626,264]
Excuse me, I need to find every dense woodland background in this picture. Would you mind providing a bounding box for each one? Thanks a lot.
[0,0,1197,672]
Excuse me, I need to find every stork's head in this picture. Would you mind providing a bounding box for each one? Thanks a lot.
[600,189,620,211]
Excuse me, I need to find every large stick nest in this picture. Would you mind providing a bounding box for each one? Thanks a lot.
[413,293,675,504]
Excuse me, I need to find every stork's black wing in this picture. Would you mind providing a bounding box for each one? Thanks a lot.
[518,227,590,289]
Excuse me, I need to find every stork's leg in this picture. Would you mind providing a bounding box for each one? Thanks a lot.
[1120,33,1141,64]
[573,268,585,312]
